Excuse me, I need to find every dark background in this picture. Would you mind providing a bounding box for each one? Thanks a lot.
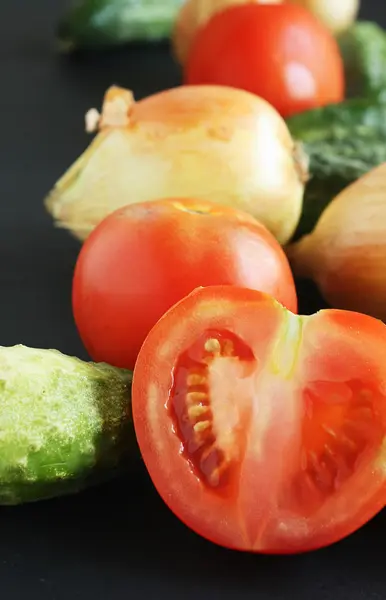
[1,1,385,599]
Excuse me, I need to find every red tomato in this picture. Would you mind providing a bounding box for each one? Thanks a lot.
[184,4,344,118]
[132,285,386,553]
[72,198,297,370]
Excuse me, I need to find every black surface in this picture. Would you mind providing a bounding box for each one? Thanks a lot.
[1,1,386,599]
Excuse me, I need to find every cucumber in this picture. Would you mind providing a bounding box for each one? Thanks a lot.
[287,97,386,142]
[287,98,386,239]
[57,0,184,52]
[337,21,386,99]
[0,345,134,505]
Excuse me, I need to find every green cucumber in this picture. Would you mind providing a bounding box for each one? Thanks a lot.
[57,0,184,52]
[337,21,386,99]
[287,98,386,239]
[287,97,386,142]
[0,345,134,505]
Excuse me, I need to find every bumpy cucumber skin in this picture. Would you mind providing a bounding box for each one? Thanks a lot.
[287,98,386,142]
[287,99,386,239]
[0,345,133,505]
[57,0,184,51]
[338,21,386,99]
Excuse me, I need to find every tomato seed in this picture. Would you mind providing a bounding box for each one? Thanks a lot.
[186,373,207,386]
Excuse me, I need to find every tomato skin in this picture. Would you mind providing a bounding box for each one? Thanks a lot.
[72,198,297,370]
[132,285,386,554]
[184,4,344,118]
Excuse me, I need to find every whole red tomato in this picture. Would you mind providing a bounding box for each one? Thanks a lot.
[133,285,386,553]
[72,198,297,370]
[184,3,344,118]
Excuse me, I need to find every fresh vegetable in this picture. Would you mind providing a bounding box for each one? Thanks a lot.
[0,345,133,505]
[286,97,386,238]
[287,163,386,321]
[132,285,386,554]
[57,0,184,52]
[45,85,307,245]
[184,4,345,118]
[287,96,386,142]
[72,197,298,371]
[289,0,359,35]
[172,0,282,66]
[337,21,386,99]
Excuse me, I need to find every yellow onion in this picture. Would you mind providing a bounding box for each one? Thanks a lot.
[172,0,282,66]
[289,0,360,35]
[45,84,307,244]
[287,163,386,320]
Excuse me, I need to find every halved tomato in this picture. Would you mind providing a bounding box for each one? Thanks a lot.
[132,286,386,554]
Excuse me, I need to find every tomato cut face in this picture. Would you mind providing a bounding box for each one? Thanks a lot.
[132,286,386,554]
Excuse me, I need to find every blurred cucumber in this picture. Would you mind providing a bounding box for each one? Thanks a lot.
[337,21,386,98]
[287,97,386,142]
[57,0,184,52]
[287,97,386,239]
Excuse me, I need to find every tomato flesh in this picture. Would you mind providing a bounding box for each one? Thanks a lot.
[132,286,386,554]
[289,378,383,517]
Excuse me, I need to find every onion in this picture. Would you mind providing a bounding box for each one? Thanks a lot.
[172,0,282,66]
[289,0,360,35]
[45,85,307,244]
[287,163,386,320]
